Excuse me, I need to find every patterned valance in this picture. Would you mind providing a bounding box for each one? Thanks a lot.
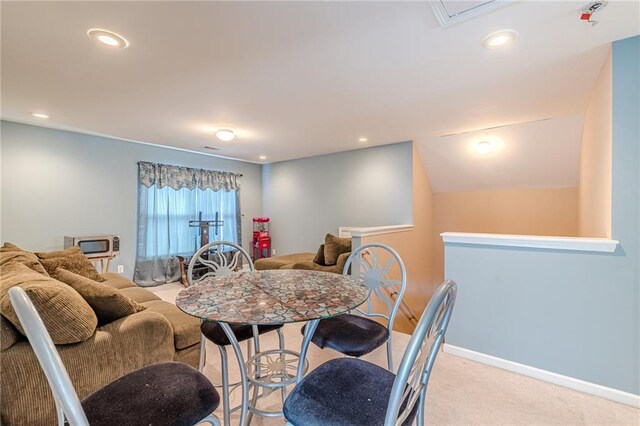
[138,161,242,191]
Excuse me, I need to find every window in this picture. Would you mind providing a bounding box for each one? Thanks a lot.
[134,161,242,286]
[142,186,239,258]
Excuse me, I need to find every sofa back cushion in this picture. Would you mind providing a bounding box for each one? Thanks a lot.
[36,246,105,282]
[323,234,352,266]
[0,243,49,276]
[1,263,98,344]
[1,316,21,350]
[51,268,146,326]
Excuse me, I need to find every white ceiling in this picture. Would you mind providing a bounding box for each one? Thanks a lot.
[1,1,638,188]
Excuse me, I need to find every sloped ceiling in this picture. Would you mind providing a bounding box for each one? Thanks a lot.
[1,1,638,190]
[417,115,584,192]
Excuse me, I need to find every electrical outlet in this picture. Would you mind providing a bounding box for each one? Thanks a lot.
[272,249,276,256]
[117,265,124,274]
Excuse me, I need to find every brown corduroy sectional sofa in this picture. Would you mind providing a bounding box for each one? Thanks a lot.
[255,233,352,274]
[0,244,201,426]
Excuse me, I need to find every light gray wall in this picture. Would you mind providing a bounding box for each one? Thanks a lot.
[0,121,262,278]
[262,142,413,254]
[443,36,639,395]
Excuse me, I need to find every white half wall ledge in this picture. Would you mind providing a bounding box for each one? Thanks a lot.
[339,224,415,239]
[441,232,619,253]
[444,344,640,408]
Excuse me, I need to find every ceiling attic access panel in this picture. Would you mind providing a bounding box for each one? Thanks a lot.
[430,0,513,27]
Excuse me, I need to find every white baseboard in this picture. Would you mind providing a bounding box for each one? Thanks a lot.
[443,344,640,409]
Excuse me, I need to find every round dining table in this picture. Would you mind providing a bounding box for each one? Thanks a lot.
[175,269,368,426]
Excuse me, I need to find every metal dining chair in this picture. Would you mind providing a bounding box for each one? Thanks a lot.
[187,240,285,425]
[303,243,407,371]
[8,286,221,426]
[284,280,457,426]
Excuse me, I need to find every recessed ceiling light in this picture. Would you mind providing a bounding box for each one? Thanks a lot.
[359,137,368,143]
[259,155,267,160]
[32,112,49,119]
[215,129,235,141]
[482,30,518,49]
[87,29,129,48]
[475,140,494,155]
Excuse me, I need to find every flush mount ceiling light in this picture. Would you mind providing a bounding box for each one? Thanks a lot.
[475,140,494,155]
[32,112,49,119]
[482,29,518,49]
[215,129,235,141]
[259,155,267,160]
[358,137,368,143]
[87,29,129,48]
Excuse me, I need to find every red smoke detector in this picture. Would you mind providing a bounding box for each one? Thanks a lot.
[580,2,607,24]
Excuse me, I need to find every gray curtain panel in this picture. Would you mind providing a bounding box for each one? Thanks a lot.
[134,161,242,287]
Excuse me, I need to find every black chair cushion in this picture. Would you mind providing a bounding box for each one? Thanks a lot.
[303,314,389,357]
[283,358,417,426]
[81,362,219,426]
[201,321,283,346]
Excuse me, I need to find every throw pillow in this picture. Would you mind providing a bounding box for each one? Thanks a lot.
[35,245,80,260]
[51,268,146,326]
[313,244,326,266]
[323,234,352,266]
[0,243,49,276]
[36,246,105,282]
[1,263,98,344]
[1,242,21,250]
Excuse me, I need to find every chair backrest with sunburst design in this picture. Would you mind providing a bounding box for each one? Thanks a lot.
[342,243,407,331]
[384,280,457,426]
[187,241,254,286]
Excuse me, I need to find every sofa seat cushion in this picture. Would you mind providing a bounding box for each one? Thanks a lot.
[36,246,105,282]
[51,268,146,326]
[1,263,97,344]
[281,251,350,275]
[101,272,137,289]
[281,261,340,274]
[254,253,315,270]
[283,358,417,426]
[119,287,162,303]
[0,243,49,276]
[142,301,200,350]
[81,362,219,426]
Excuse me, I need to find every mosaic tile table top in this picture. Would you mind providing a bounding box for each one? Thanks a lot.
[175,270,368,325]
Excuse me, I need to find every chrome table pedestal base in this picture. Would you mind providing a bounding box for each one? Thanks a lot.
[245,349,309,419]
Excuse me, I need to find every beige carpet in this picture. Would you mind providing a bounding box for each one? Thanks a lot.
[151,283,639,425]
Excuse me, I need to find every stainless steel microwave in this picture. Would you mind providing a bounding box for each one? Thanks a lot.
[63,235,120,258]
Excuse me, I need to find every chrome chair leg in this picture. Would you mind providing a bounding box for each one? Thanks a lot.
[201,414,222,426]
[247,326,261,425]
[199,334,207,372]
[217,345,230,426]
[297,319,319,384]
[55,398,65,426]
[417,388,426,426]
[276,328,287,402]
[386,337,394,372]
